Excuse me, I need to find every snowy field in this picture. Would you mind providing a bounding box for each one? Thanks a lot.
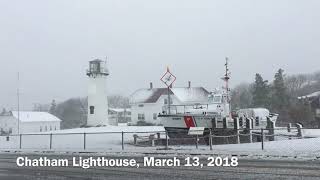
[1,126,320,158]
[0,126,165,151]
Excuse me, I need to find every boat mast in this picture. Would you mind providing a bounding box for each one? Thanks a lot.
[222,57,231,114]
[222,58,230,101]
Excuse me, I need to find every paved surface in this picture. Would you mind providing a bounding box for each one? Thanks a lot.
[1,153,320,180]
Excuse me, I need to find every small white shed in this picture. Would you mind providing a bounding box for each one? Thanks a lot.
[0,111,61,135]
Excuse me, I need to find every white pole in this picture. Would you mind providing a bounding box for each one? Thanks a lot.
[17,72,20,135]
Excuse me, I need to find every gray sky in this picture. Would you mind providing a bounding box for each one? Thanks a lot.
[0,0,320,110]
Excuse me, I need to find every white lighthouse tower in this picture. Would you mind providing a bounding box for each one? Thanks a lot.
[86,59,109,126]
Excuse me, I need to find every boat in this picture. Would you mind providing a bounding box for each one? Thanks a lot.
[158,59,278,139]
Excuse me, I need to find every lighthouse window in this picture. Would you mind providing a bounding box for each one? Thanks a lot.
[90,106,95,114]
[90,63,99,72]
[153,113,157,120]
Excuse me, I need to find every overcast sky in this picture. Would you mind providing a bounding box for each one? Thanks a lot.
[0,0,319,110]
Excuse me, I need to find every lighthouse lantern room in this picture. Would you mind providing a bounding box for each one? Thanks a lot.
[87,59,109,126]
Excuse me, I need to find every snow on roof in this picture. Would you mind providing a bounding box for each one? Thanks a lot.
[11,111,61,122]
[130,88,171,104]
[130,87,209,104]
[171,87,209,103]
[298,91,320,99]
[237,108,270,117]
[109,108,131,113]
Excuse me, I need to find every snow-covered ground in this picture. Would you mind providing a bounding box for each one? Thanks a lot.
[0,126,165,151]
[1,126,320,158]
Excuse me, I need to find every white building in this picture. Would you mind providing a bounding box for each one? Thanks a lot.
[87,59,109,126]
[0,111,61,135]
[108,108,131,125]
[130,82,210,125]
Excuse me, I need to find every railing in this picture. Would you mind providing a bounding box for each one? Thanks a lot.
[0,127,317,154]
[162,104,211,115]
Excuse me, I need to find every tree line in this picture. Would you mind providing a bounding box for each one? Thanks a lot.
[231,69,320,127]
[46,95,130,129]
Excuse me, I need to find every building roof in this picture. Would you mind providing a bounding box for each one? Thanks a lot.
[130,87,209,104]
[171,87,209,103]
[90,59,103,62]
[109,108,131,113]
[11,111,61,122]
[130,88,171,104]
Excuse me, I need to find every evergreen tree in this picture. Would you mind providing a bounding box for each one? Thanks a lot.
[1,108,6,115]
[230,83,253,109]
[252,73,270,107]
[271,69,289,110]
[49,99,57,115]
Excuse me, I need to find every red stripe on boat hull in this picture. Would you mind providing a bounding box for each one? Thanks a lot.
[184,116,195,128]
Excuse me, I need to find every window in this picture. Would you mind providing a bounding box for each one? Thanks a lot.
[164,98,172,104]
[40,126,42,132]
[138,104,144,107]
[90,106,95,114]
[239,117,243,127]
[55,126,56,130]
[45,126,47,131]
[213,96,222,103]
[50,126,52,131]
[138,114,145,121]
[153,113,157,120]
[9,128,12,134]
[90,62,99,72]
[255,117,260,126]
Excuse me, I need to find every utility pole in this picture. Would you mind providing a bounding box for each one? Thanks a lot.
[17,72,20,135]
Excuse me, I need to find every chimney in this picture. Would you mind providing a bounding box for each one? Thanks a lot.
[188,81,191,88]
[150,82,153,89]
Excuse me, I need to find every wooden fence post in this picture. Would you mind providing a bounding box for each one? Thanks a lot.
[234,118,240,144]
[49,133,53,150]
[267,117,275,141]
[83,133,86,150]
[209,129,213,150]
[261,128,264,150]
[122,131,124,150]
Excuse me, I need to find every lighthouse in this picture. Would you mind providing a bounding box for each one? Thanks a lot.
[86,59,109,126]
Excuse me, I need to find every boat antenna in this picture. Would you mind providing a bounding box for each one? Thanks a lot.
[222,57,231,103]
[221,57,231,116]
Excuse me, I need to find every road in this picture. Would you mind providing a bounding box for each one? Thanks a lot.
[1,153,320,180]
